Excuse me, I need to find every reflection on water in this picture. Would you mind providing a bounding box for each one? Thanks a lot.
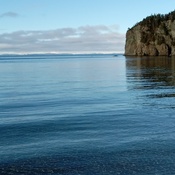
[126,56,175,108]
[126,56,175,87]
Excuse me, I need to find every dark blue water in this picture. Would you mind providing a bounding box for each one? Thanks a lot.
[1,54,175,175]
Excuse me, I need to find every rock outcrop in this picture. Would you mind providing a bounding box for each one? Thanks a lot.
[125,11,175,56]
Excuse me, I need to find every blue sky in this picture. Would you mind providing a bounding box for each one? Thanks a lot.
[0,0,174,54]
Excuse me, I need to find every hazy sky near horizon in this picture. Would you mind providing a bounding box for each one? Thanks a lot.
[0,0,174,54]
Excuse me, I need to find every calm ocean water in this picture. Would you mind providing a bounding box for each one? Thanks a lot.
[0,54,175,175]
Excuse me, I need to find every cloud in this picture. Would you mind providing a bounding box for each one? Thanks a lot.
[0,25,125,54]
[0,12,20,18]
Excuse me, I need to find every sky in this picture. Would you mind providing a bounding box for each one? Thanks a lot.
[0,0,175,54]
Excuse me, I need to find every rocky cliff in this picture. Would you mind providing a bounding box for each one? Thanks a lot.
[125,11,175,56]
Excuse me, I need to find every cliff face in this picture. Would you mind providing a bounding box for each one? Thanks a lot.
[125,11,175,56]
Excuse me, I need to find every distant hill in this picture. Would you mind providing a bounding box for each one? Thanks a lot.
[125,10,175,56]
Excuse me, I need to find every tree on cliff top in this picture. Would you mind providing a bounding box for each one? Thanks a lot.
[131,10,175,30]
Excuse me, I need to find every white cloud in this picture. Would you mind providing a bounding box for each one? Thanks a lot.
[0,12,20,18]
[0,25,125,54]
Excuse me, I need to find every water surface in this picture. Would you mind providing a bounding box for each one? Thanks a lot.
[0,54,175,175]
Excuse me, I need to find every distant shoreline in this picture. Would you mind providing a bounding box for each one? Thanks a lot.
[0,53,124,57]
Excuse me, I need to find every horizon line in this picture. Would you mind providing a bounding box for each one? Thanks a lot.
[0,52,124,56]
